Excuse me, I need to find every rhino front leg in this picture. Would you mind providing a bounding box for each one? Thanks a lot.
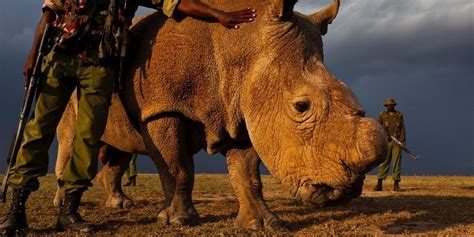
[96,145,134,208]
[226,145,283,230]
[150,152,175,206]
[142,116,198,226]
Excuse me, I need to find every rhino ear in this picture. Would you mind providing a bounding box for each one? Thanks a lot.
[309,0,340,35]
[270,0,298,21]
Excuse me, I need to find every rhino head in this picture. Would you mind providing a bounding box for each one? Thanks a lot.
[241,0,387,208]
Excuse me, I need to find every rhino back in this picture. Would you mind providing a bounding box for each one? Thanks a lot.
[121,1,267,154]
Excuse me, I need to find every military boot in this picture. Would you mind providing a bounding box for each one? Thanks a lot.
[0,189,31,236]
[373,179,383,191]
[56,190,95,233]
[393,180,401,191]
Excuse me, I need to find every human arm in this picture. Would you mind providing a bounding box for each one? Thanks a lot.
[377,113,383,125]
[176,0,256,29]
[23,9,56,89]
[378,112,391,141]
[137,0,256,28]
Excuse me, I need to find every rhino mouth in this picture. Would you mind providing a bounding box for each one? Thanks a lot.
[298,175,365,208]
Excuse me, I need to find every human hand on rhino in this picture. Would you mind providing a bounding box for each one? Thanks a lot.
[215,8,257,29]
[177,0,257,29]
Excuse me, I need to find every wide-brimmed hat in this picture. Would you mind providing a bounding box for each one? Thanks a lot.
[384,98,397,106]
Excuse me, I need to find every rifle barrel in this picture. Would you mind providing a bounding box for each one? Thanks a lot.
[389,135,420,160]
[1,24,53,203]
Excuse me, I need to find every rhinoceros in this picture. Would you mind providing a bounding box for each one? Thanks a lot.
[53,0,387,230]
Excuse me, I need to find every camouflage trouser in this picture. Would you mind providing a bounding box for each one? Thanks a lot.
[125,154,137,178]
[376,141,402,181]
[8,50,114,193]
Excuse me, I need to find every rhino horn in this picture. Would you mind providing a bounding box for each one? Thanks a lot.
[270,0,298,21]
[309,0,341,35]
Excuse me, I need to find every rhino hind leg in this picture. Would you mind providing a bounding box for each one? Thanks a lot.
[54,99,77,207]
[226,145,283,230]
[141,115,198,227]
[96,145,134,209]
[53,132,73,207]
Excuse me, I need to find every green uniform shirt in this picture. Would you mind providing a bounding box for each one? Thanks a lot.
[378,110,406,142]
[42,0,179,63]
[43,0,179,18]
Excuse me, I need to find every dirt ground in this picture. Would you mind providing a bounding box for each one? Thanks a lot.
[0,174,472,236]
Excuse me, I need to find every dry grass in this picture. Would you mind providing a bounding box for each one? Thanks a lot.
[0,174,473,236]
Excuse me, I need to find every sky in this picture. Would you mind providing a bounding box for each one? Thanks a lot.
[0,0,473,175]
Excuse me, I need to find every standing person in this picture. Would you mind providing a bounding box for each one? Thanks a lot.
[124,154,138,187]
[374,98,406,192]
[0,0,256,234]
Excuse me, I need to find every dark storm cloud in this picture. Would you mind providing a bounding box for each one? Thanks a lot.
[298,0,473,77]
[0,0,472,174]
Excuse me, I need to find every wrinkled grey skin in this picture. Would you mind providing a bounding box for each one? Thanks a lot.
[54,0,387,230]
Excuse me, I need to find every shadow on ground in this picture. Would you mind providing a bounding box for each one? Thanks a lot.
[461,186,474,191]
[275,195,474,234]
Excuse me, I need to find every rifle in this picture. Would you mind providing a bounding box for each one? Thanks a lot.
[1,24,58,203]
[389,135,420,160]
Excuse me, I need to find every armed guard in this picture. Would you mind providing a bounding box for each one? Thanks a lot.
[374,98,406,192]
[0,0,256,234]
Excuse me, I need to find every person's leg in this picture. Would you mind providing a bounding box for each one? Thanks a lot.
[124,156,135,186]
[8,75,76,190]
[391,143,402,191]
[374,143,393,191]
[129,155,137,186]
[57,64,114,232]
[123,167,132,186]
[61,65,114,192]
[376,143,393,180]
[1,55,75,235]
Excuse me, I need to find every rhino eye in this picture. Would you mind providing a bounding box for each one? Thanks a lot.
[294,101,310,113]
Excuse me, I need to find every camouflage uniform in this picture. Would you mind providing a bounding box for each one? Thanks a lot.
[376,104,406,181]
[8,0,178,194]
